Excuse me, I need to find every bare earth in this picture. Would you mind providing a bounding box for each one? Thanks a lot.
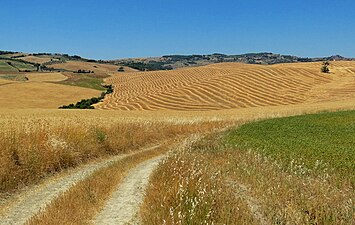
[0,146,159,225]
[93,155,165,225]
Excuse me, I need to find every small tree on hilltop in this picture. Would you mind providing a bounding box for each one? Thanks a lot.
[321,61,330,73]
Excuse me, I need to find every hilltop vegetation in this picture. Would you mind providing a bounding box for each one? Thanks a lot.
[112,52,354,70]
[2,50,353,72]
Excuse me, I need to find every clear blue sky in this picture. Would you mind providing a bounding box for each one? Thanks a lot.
[1,0,354,59]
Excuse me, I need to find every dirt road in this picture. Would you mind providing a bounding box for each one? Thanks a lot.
[93,155,165,225]
[0,146,160,225]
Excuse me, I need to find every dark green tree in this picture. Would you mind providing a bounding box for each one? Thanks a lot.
[321,61,330,73]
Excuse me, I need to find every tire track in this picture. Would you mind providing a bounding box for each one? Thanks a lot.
[0,145,160,225]
[93,155,165,225]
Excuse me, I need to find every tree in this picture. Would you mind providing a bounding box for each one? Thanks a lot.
[321,61,330,73]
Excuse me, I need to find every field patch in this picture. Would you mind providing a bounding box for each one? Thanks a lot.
[0,82,100,109]
[0,61,17,72]
[48,60,133,74]
[58,73,107,91]
[26,72,67,82]
[0,74,27,81]
[225,110,355,182]
[18,55,57,64]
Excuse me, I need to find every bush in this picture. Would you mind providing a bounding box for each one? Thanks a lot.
[321,61,330,73]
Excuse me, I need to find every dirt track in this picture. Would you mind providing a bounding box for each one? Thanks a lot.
[93,155,165,225]
[0,146,159,225]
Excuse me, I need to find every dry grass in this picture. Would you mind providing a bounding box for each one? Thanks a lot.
[0,82,100,109]
[0,111,227,194]
[26,142,171,225]
[142,123,354,224]
[97,61,355,111]
[18,56,56,64]
[25,73,67,82]
[141,136,256,224]
[0,78,15,85]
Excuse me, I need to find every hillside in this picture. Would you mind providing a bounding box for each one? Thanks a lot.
[0,77,100,109]
[96,61,355,111]
[111,53,354,71]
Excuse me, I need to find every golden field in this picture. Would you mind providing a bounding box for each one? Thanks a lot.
[25,72,68,82]
[18,56,58,64]
[97,61,355,110]
[0,81,100,109]
[0,61,355,224]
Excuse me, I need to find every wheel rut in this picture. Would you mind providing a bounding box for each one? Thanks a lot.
[93,155,165,225]
[0,145,160,225]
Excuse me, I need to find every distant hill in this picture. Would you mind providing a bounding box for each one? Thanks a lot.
[110,53,355,71]
[1,50,354,72]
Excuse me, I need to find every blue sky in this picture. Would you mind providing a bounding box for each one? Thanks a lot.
[1,0,354,59]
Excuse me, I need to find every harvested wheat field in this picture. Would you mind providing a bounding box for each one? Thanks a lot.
[25,72,68,82]
[97,61,355,111]
[0,78,15,86]
[18,56,57,64]
[0,82,100,109]
[49,60,137,74]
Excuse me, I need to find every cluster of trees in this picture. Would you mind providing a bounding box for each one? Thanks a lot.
[75,69,94,73]
[120,61,172,71]
[0,51,17,55]
[117,66,125,72]
[59,85,113,109]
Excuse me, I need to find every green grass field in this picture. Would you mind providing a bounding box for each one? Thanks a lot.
[0,60,36,72]
[10,61,36,71]
[0,60,17,72]
[58,74,107,90]
[225,110,355,182]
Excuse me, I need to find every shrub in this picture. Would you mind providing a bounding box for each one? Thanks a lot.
[321,61,330,73]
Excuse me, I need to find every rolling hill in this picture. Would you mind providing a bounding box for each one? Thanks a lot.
[0,79,100,109]
[96,61,355,111]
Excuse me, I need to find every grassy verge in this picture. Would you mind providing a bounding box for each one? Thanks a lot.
[0,118,226,193]
[142,111,355,224]
[27,142,171,225]
[141,136,256,224]
[58,73,108,91]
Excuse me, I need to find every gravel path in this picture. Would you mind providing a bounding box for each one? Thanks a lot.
[0,145,160,225]
[93,155,165,225]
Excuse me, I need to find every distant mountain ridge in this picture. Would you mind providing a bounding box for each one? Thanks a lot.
[1,50,353,72]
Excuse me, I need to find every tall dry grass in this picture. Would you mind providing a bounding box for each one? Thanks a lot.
[141,134,354,224]
[141,136,256,224]
[27,141,171,225]
[0,115,227,193]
